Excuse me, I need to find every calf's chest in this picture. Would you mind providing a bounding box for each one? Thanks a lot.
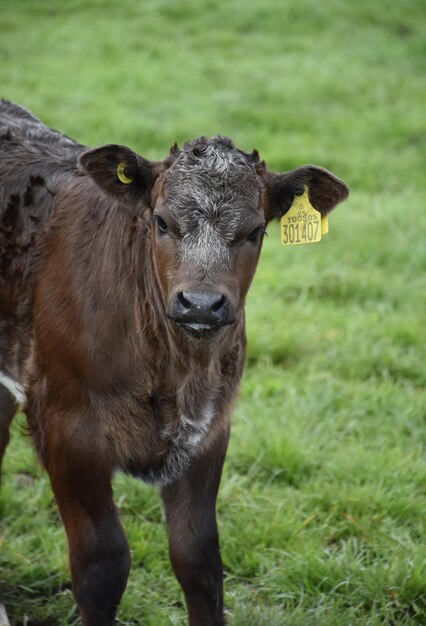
[122,389,218,486]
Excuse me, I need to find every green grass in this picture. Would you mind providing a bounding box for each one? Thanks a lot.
[0,0,425,624]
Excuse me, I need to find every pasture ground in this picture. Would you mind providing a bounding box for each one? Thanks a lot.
[0,0,425,624]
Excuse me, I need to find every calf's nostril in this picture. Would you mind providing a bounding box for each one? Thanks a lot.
[178,291,191,310]
[212,295,226,313]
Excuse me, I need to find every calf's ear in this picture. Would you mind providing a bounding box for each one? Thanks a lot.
[263,165,349,224]
[78,144,158,204]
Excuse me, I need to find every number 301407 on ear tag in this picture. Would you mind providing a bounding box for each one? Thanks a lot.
[281,188,328,246]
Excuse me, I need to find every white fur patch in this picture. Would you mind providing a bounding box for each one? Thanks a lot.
[0,602,11,626]
[146,401,216,487]
[180,401,215,448]
[0,371,25,404]
[181,221,230,274]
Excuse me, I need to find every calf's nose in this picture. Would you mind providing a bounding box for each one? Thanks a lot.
[173,291,229,326]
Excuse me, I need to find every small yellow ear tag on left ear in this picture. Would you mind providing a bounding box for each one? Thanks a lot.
[281,187,327,246]
[117,162,133,184]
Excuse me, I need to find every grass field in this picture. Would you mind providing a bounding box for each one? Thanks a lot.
[0,0,425,625]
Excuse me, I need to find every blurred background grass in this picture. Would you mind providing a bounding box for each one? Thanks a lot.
[0,0,425,625]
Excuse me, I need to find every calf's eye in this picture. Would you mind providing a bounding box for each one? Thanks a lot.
[246,226,265,243]
[155,215,168,235]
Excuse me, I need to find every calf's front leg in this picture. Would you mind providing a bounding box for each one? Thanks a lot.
[161,429,229,626]
[45,446,130,626]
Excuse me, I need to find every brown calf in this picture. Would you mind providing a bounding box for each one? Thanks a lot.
[0,100,349,625]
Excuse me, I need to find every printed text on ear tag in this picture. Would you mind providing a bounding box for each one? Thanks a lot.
[281,187,327,246]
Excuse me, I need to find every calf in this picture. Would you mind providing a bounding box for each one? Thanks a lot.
[0,100,348,625]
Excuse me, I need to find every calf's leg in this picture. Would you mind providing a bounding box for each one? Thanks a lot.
[46,450,130,626]
[161,430,229,626]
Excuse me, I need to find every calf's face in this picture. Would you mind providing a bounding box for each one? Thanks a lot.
[151,138,266,338]
[79,137,348,339]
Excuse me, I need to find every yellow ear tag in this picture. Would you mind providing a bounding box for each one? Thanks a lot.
[117,162,133,184]
[321,214,329,235]
[281,187,325,246]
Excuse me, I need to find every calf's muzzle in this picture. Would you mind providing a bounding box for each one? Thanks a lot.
[169,290,233,334]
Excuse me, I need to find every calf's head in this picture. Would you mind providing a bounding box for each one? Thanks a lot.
[79,137,348,339]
